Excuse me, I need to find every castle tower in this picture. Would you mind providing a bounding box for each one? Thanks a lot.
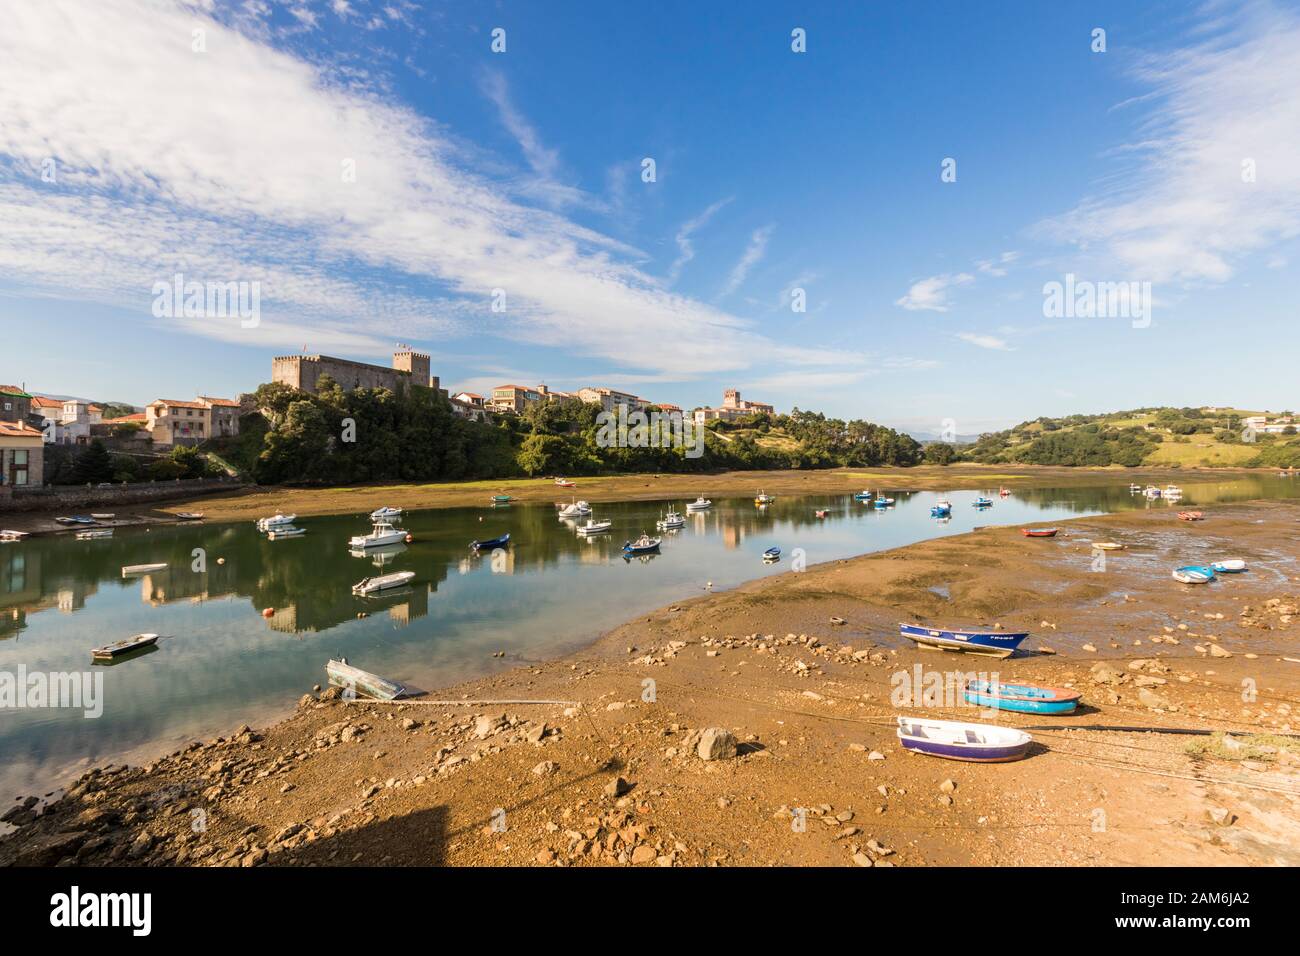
[392,349,431,386]
[723,388,740,408]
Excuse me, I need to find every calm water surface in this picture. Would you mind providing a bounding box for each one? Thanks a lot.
[2,476,1296,803]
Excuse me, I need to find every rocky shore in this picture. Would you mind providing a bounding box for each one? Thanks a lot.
[4,500,1299,867]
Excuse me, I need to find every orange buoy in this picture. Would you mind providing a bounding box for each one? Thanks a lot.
[405,533,413,543]
[262,608,274,618]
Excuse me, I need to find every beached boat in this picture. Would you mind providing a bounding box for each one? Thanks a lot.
[1210,559,1247,573]
[755,491,776,505]
[256,513,296,531]
[554,478,576,487]
[90,513,115,520]
[369,506,402,520]
[1021,528,1058,537]
[352,570,416,595]
[896,716,1032,763]
[175,512,204,521]
[964,679,1080,715]
[762,546,781,561]
[56,516,96,525]
[471,532,510,550]
[491,494,513,504]
[0,529,30,542]
[898,622,1029,658]
[349,520,406,549]
[1092,541,1123,550]
[558,500,592,518]
[267,526,306,540]
[121,563,168,576]
[75,529,113,540]
[91,633,160,661]
[622,534,661,555]
[656,511,685,530]
[325,657,407,700]
[685,496,712,512]
[576,519,613,536]
[1177,511,1204,521]
[1172,565,1215,584]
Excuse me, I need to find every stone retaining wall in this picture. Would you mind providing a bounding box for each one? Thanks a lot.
[0,477,245,512]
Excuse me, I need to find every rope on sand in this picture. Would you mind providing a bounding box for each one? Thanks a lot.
[343,698,581,706]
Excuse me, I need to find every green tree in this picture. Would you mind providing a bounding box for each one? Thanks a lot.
[70,440,115,483]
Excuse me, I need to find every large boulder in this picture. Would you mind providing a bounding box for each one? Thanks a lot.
[697,728,738,761]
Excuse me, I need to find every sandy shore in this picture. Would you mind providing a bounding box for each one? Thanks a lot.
[3,499,1298,867]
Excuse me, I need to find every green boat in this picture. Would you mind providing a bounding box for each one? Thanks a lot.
[491,494,513,503]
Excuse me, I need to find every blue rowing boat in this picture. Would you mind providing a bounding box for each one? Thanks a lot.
[898,622,1029,659]
[972,497,993,507]
[622,534,661,555]
[964,679,1080,714]
[853,490,873,500]
[471,532,510,550]
[1172,565,1214,583]
[762,547,781,561]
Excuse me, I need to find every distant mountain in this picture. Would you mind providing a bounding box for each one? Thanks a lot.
[903,430,983,445]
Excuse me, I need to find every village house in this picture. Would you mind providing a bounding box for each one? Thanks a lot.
[693,388,776,424]
[0,419,44,490]
[1243,414,1296,435]
[576,386,648,413]
[489,384,543,414]
[145,396,241,446]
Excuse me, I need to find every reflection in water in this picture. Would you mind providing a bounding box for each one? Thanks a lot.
[1,474,1297,803]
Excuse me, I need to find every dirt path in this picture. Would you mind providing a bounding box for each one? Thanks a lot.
[4,501,1298,867]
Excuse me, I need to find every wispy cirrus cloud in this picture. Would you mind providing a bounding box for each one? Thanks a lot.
[894,272,974,312]
[0,0,871,385]
[719,224,774,297]
[955,332,1013,351]
[667,197,732,285]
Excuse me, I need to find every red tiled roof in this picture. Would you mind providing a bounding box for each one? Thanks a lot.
[105,413,147,423]
[0,384,31,398]
[154,399,208,410]
[199,396,239,407]
[0,421,42,437]
[30,396,62,409]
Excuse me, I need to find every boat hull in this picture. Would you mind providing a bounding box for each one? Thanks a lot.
[964,680,1079,715]
[896,717,1032,763]
[899,623,1028,658]
[326,659,406,700]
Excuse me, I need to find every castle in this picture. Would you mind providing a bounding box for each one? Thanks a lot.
[272,349,441,396]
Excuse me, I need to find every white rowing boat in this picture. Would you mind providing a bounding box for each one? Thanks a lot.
[122,563,168,576]
[352,570,416,594]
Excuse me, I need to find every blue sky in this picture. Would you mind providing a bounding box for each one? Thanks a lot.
[1,0,1297,434]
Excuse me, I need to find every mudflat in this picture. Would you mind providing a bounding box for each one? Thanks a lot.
[3,499,1297,867]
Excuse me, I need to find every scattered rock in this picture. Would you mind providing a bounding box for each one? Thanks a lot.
[697,727,738,761]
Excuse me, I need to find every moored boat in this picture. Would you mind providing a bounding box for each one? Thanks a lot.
[998,487,1011,497]
[1021,528,1058,537]
[557,500,592,518]
[576,519,613,536]
[1172,565,1215,584]
[471,532,511,550]
[1210,559,1247,573]
[814,509,829,518]
[930,499,952,517]
[175,512,204,521]
[685,496,712,512]
[622,534,661,555]
[325,657,407,700]
[657,511,685,530]
[762,546,781,561]
[267,525,306,539]
[349,520,406,549]
[755,491,775,505]
[972,496,993,507]
[91,633,160,661]
[853,490,873,500]
[369,506,403,520]
[121,563,168,576]
[964,679,1080,715]
[76,529,113,540]
[256,513,296,531]
[352,570,416,594]
[0,529,30,541]
[898,622,1029,658]
[896,716,1032,763]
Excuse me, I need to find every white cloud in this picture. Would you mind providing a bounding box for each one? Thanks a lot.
[667,198,732,284]
[955,332,1013,351]
[894,272,974,312]
[1037,2,1300,283]
[719,224,774,297]
[0,0,859,384]
[975,251,1019,276]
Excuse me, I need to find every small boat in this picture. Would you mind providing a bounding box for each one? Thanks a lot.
[896,716,1032,763]
[762,546,781,561]
[56,516,95,525]
[1021,528,1058,538]
[558,500,591,519]
[121,563,168,576]
[814,509,829,519]
[1210,559,1247,573]
[998,488,1011,497]
[352,570,416,594]
[90,513,115,520]
[369,506,403,520]
[256,513,296,531]
[930,499,952,517]
[1128,483,1143,493]
[325,657,407,700]
[1144,486,1161,499]
[657,511,686,530]
[267,526,306,540]
[91,633,160,661]
[491,494,513,504]
[685,496,712,512]
[898,622,1029,658]
[76,529,113,540]
[1091,541,1123,550]
[853,490,873,501]
[554,478,576,487]
[972,497,993,507]
[964,679,1080,715]
[174,512,204,521]
[471,532,511,550]
[755,491,776,505]
[1172,565,1215,584]
[622,534,661,555]
[1177,511,1204,521]
[349,520,407,549]
[873,498,889,510]
[576,519,613,536]
[0,530,30,541]
[1163,484,1183,497]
